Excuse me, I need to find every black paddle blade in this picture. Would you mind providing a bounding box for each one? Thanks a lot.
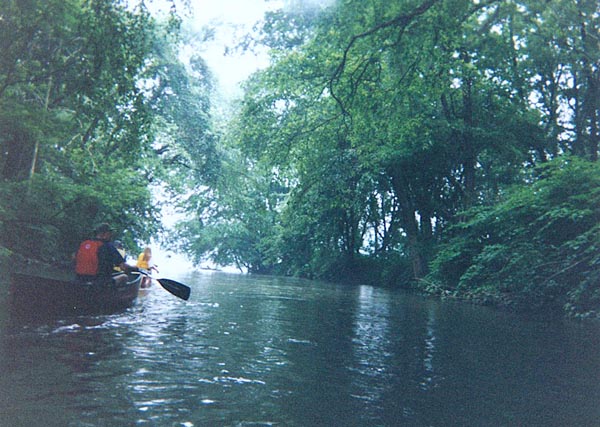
[157,278,191,301]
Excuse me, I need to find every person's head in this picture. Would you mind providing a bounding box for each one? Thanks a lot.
[94,223,113,241]
[143,247,152,260]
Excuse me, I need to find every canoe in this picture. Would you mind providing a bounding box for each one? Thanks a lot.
[9,271,143,318]
[139,269,153,289]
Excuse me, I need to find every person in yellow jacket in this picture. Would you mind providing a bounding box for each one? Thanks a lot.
[137,247,158,288]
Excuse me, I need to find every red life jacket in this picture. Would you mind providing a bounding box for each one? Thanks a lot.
[75,239,104,275]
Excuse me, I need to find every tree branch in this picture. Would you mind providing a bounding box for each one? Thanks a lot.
[329,0,439,114]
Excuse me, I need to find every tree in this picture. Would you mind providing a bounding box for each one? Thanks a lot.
[0,0,216,264]
[506,0,599,161]
[427,157,600,316]
[173,0,599,317]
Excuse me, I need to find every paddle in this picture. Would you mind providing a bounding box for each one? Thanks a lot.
[157,278,191,301]
[137,270,191,301]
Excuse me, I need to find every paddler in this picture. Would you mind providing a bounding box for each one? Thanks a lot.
[75,223,138,285]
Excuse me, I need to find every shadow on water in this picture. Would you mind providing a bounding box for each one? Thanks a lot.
[1,271,600,426]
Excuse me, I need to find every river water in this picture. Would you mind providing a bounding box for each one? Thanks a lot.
[1,271,599,426]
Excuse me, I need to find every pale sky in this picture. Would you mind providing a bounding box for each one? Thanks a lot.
[151,0,282,97]
[149,0,338,97]
[192,0,278,97]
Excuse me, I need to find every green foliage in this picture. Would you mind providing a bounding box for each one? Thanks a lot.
[0,164,158,262]
[144,0,600,320]
[0,0,215,265]
[171,156,284,274]
[214,0,544,279]
[427,158,600,316]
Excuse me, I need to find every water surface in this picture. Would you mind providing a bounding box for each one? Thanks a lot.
[1,272,599,426]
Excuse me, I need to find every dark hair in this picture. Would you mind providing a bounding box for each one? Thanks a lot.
[95,223,113,234]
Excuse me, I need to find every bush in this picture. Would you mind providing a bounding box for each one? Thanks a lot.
[427,157,600,316]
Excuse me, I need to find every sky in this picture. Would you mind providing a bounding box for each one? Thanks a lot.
[188,0,282,96]
[150,0,283,98]
[155,0,336,97]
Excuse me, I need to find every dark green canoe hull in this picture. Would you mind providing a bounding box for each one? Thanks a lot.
[9,272,142,318]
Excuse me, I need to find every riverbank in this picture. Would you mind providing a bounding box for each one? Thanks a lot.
[411,277,600,321]
[3,244,598,322]
[308,254,600,321]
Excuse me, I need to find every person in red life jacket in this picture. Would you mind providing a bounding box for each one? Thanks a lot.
[75,223,137,285]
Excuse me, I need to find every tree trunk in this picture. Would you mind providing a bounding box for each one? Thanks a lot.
[393,174,427,279]
[28,76,53,187]
[461,75,476,207]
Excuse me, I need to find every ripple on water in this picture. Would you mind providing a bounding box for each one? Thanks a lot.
[3,272,600,427]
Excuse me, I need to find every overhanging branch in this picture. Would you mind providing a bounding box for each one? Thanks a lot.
[329,0,439,114]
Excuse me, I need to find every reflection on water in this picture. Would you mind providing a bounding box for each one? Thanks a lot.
[1,271,600,426]
[350,285,392,421]
[420,305,438,391]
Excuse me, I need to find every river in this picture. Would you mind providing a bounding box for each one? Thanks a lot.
[1,271,599,426]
